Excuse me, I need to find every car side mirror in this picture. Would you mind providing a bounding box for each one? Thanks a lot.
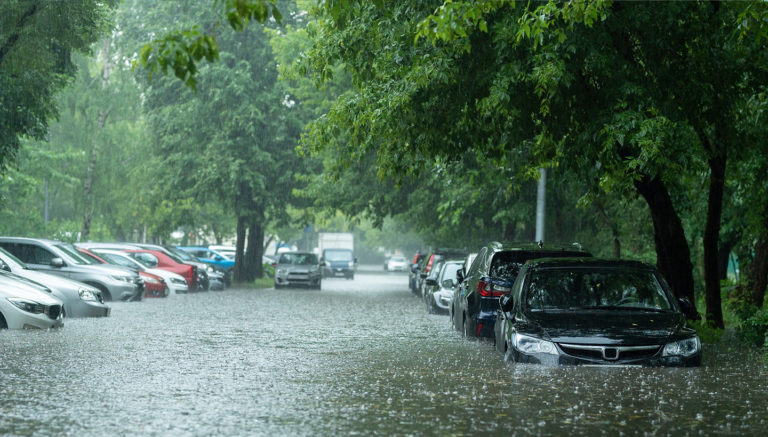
[500,294,514,312]
[51,257,65,268]
[214,255,224,261]
[677,297,692,315]
[425,278,437,286]
[456,269,465,283]
[442,279,455,289]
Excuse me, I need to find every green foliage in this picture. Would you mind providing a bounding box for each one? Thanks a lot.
[688,319,725,344]
[135,0,282,89]
[0,0,118,173]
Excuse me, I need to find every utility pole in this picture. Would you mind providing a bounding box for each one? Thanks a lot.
[535,168,547,243]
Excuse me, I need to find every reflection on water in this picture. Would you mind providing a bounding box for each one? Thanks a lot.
[1,271,766,435]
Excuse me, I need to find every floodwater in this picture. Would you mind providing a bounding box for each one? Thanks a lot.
[1,267,767,436]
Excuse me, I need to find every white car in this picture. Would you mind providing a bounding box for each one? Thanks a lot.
[0,272,64,329]
[0,247,110,317]
[90,249,189,295]
[385,255,409,272]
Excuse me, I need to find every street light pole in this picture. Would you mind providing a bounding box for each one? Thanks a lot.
[535,168,547,243]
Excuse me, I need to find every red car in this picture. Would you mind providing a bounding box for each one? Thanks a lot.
[78,248,169,298]
[123,249,197,293]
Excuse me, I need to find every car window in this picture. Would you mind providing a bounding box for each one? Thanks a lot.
[101,253,139,269]
[0,247,27,269]
[324,250,353,261]
[132,252,160,267]
[439,262,462,282]
[30,245,56,265]
[467,248,486,277]
[53,243,93,265]
[525,268,673,312]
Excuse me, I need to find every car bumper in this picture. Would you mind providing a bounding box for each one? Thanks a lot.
[1,303,64,329]
[108,283,143,302]
[68,300,111,318]
[275,275,322,287]
[432,292,452,312]
[508,348,701,367]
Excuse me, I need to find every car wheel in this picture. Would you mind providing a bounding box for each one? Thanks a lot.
[0,312,7,329]
[463,314,474,339]
[274,282,282,290]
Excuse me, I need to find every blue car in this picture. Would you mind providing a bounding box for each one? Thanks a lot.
[177,246,235,272]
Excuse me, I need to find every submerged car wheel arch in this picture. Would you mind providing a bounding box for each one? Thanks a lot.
[0,312,7,329]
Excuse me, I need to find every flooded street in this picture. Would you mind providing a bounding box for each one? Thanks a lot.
[2,267,767,436]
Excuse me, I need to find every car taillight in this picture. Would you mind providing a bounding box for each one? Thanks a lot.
[412,253,419,264]
[477,280,509,297]
[426,255,434,273]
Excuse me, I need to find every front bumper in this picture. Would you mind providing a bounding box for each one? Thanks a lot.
[1,302,64,329]
[508,344,702,367]
[69,299,110,318]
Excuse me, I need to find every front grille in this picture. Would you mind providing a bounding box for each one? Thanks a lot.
[45,304,62,320]
[558,343,661,362]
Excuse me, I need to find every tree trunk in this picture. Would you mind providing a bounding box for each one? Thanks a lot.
[233,216,247,282]
[703,154,726,328]
[244,219,263,282]
[749,235,768,308]
[633,174,698,319]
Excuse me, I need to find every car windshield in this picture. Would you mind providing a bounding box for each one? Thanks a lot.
[324,250,353,261]
[525,268,673,312]
[55,243,97,265]
[279,253,318,265]
[100,252,142,270]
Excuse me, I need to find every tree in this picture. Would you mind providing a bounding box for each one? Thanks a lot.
[0,0,117,175]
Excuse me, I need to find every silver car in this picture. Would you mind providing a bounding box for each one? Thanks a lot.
[424,260,463,314]
[0,248,110,317]
[274,252,323,289]
[0,237,144,302]
[0,273,64,329]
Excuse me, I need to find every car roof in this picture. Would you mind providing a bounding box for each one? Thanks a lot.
[487,241,590,254]
[525,257,655,271]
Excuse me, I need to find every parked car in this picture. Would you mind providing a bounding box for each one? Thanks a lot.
[451,241,591,339]
[122,249,198,293]
[423,259,464,314]
[78,248,169,298]
[0,272,64,329]
[177,246,235,272]
[408,252,427,294]
[209,245,236,259]
[493,258,701,367]
[0,237,144,302]
[321,248,356,280]
[416,248,467,297]
[385,255,409,272]
[160,246,223,290]
[89,249,189,295]
[0,247,110,317]
[274,252,323,289]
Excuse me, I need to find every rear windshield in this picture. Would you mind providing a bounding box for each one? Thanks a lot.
[324,250,353,261]
[489,251,588,279]
[525,268,673,312]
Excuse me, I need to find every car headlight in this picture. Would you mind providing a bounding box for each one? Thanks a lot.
[143,276,160,284]
[205,265,215,273]
[7,297,45,314]
[78,287,99,301]
[170,277,187,285]
[348,261,354,268]
[512,333,558,355]
[662,336,700,358]
[111,275,132,283]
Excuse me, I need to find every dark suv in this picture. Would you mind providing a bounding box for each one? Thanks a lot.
[451,241,591,339]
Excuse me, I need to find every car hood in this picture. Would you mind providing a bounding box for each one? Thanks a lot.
[528,311,686,345]
[0,273,62,305]
[11,268,91,294]
[86,264,139,277]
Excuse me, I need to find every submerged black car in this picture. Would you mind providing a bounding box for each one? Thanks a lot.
[451,242,591,339]
[494,258,701,367]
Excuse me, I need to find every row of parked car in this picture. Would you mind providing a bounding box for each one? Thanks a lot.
[0,237,236,330]
[408,242,702,367]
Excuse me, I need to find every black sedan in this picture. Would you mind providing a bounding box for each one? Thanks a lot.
[494,258,701,367]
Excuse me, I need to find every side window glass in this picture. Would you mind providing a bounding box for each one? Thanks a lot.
[32,246,55,265]
[468,248,485,276]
